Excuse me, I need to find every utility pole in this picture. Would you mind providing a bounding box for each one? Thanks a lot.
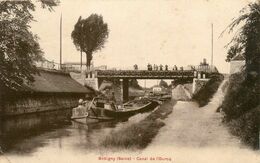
[211,23,214,67]
[60,14,62,69]
[80,49,82,72]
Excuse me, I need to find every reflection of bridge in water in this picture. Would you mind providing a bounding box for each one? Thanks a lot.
[91,70,210,102]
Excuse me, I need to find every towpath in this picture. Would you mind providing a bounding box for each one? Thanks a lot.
[144,83,260,163]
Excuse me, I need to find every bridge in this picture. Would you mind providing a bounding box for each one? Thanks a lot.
[35,59,216,102]
[95,70,199,79]
[87,70,209,102]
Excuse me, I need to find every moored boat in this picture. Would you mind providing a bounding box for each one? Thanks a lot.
[71,97,158,123]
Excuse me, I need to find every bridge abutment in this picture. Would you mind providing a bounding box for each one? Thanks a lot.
[121,79,129,103]
[192,73,210,95]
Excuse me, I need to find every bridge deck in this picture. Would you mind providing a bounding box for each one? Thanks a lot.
[96,70,196,79]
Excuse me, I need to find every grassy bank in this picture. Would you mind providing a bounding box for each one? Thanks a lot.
[192,73,224,107]
[101,100,176,150]
[222,72,260,149]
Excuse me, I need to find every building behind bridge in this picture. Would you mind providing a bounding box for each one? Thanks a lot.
[230,53,245,74]
[195,58,218,73]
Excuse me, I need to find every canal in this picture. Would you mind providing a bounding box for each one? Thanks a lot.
[0,108,152,163]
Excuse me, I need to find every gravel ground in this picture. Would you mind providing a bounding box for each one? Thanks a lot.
[144,82,260,163]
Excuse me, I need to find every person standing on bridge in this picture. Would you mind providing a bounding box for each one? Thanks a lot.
[174,65,178,70]
[165,65,168,71]
[147,63,152,71]
[159,64,163,71]
[134,64,138,70]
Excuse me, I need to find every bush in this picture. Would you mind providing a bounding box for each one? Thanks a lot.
[192,73,224,107]
[228,106,260,149]
[101,119,165,149]
[222,72,260,149]
[222,72,259,121]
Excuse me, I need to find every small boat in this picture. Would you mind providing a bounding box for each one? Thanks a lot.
[71,97,158,123]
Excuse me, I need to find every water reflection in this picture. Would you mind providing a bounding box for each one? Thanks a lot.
[0,109,72,154]
[0,108,152,156]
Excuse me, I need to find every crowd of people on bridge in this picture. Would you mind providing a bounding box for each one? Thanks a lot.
[133,64,196,71]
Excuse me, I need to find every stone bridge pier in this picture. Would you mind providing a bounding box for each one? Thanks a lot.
[121,79,129,103]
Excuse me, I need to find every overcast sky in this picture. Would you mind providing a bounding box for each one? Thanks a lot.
[31,0,252,73]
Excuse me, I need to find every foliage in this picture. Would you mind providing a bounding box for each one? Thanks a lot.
[222,72,260,149]
[159,79,168,88]
[222,72,259,120]
[129,79,142,89]
[223,1,260,78]
[221,1,260,148]
[192,73,224,107]
[228,105,260,149]
[71,14,109,70]
[0,0,58,90]
[226,44,244,62]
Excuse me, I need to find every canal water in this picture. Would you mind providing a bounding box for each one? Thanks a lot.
[0,107,154,163]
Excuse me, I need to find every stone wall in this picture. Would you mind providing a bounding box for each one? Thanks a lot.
[3,94,83,116]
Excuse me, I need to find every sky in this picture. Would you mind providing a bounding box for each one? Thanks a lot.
[30,0,252,74]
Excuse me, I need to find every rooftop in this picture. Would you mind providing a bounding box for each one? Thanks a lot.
[20,69,93,94]
[231,53,245,61]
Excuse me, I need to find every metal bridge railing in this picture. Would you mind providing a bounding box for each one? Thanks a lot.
[96,70,196,78]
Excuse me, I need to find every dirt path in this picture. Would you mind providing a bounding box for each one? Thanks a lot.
[144,100,260,163]
[171,85,191,101]
[149,101,240,148]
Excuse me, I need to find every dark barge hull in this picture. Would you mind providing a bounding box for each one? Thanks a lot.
[71,99,159,123]
[85,100,159,120]
[102,100,158,118]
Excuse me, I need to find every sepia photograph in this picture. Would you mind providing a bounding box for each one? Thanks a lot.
[0,0,259,162]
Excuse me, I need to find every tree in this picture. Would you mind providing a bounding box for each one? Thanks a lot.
[129,79,142,89]
[71,14,109,71]
[0,0,59,90]
[223,2,260,79]
[226,44,243,62]
[159,80,168,88]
